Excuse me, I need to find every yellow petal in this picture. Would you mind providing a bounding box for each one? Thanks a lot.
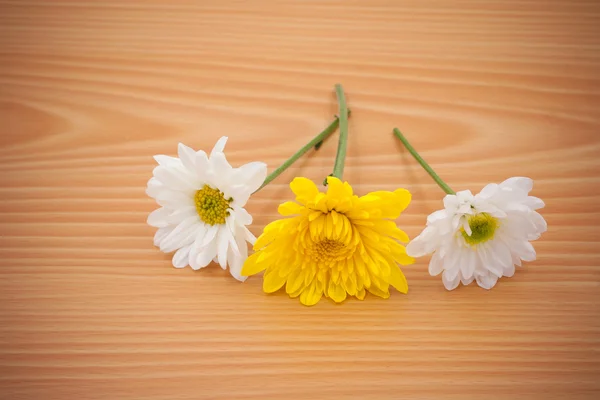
[290,177,319,204]
[253,219,286,250]
[341,263,349,281]
[278,201,303,216]
[356,288,366,300]
[393,188,412,214]
[308,210,322,221]
[372,220,410,242]
[326,176,353,199]
[300,280,322,306]
[333,212,346,238]
[312,193,329,213]
[347,273,358,295]
[331,265,340,283]
[285,267,305,294]
[329,282,347,303]
[367,285,390,299]
[289,284,304,298]
[356,226,380,242]
[325,213,334,239]
[359,189,412,219]
[390,244,415,265]
[354,256,366,277]
[263,269,287,293]
[363,270,371,287]
[389,265,408,294]
[331,209,339,224]
[241,252,266,276]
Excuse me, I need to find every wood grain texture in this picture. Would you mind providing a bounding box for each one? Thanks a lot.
[1,1,599,399]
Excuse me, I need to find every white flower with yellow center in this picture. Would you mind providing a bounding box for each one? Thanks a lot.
[406,178,546,290]
[393,128,547,290]
[146,137,267,281]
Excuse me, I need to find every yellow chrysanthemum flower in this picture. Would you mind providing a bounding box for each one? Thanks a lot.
[242,176,414,306]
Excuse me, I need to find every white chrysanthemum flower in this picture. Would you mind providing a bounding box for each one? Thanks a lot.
[406,177,547,290]
[146,137,267,281]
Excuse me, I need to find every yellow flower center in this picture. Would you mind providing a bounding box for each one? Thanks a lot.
[461,213,498,246]
[194,184,232,225]
[311,238,347,266]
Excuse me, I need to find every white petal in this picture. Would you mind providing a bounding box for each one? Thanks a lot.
[511,249,522,268]
[153,155,181,167]
[146,177,163,198]
[195,150,209,182]
[478,183,498,199]
[202,225,219,247]
[227,184,252,208]
[178,143,197,173]
[514,240,537,262]
[154,226,174,247]
[172,245,191,268]
[460,271,475,286]
[166,206,197,225]
[503,262,516,277]
[474,202,507,218]
[188,226,207,270]
[529,211,548,236]
[211,136,228,156]
[443,194,458,210]
[235,225,249,260]
[160,217,198,253]
[147,207,170,228]
[477,245,494,274]
[242,226,257,245]
[406,236,427,258]
[428,251,444,276]
[153,166,196,192]
[486,242,509,277]
[443,246,462,281]
[227,245,247,282]
[475,272,498,290]
[196,239,218,269]
[406,225,441,257]
[426,209,447,224]
[505,202,531,214]
[524,196,545,210]
[188,243,200,270]
[217,228,230,269]
[501,177,533,193]
[461,217,472,236]
[155,190,193,209]
[225,219,241,256]
[234,161,267,194]
[451,214,463,232]
[442,269,461,290]
[207,152,233,189]
[233,207,253,226]
[209,151,232,174]
[456,190,474,200]
[463,250,476,280]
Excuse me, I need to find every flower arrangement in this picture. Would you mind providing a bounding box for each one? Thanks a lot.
[147,84,546,306]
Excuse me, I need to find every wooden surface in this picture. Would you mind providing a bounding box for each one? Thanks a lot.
[1,1,599,399]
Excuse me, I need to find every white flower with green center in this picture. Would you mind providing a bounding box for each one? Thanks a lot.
[406,179,546,289]
[146,137,267,281]
[393,129,547,290]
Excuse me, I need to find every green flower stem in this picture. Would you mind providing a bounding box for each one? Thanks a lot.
[324,84,349,185]
[254,115,343,192]
[392,128,455,195]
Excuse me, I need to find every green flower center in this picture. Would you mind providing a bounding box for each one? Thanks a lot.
[194,184,232,225]
[461,213,498,246]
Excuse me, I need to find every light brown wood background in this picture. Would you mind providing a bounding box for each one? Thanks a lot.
[1,1,599,399]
